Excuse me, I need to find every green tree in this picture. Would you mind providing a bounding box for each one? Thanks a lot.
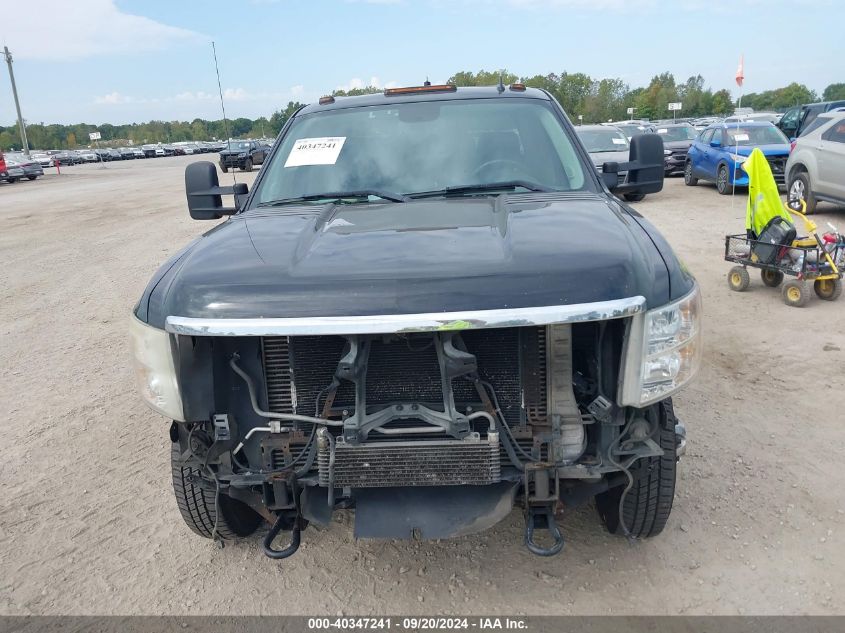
[822,83,845,101]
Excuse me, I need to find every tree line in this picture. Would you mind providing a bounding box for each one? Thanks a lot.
[2,71,842,151]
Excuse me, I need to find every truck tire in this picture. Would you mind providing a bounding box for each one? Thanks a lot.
[623,193,645,202]
[220,164,228,173]
[170,442,262,540]
[595,398,677,538]
[242,159,253,172]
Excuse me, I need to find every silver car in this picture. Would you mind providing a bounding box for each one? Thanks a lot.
[786,110,845,213]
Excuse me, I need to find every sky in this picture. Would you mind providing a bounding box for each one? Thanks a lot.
[1,0,842,126]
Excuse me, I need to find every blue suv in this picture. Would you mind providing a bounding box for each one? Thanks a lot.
[684,121,791,194]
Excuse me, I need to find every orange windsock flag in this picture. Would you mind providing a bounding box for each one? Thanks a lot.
[735,55,744,88]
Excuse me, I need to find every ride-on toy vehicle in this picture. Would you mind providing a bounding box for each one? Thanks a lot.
[725,200,843,307]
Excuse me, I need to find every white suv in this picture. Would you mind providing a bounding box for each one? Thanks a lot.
[786,110,845,213]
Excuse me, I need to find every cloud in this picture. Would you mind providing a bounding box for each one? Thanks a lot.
[94,92,133,105]
[291,85,305,96]
[3,0,202,61]
[336,76,398,91]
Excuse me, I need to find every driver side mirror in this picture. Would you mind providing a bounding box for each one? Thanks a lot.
[603,133,664,196]
[185,161,248,220]
[709,139,722,148]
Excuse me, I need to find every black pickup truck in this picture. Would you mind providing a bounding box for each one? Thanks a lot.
[218,139,267,172]
[131,84,700,559]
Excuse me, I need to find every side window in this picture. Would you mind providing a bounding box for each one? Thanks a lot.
[800,116,831,138]
[779,108,799,128]
[700,129,714,144]
[822,121,845,143]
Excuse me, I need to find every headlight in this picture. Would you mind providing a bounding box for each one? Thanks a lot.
[130,314,184,421]
[620,284,702,407]
[729,154,747,164]
[238,152,247,157]
[664,149,673,156]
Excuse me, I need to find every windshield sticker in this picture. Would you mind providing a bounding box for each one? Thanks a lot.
[611,138,627,145]
[731,133,750,142]
[284,137,346,167]
[657,128,668,134]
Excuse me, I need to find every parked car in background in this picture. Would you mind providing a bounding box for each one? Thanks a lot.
[607,121,655,140]
[106,148,123,161]
[218,139,267,172]
[725,112,781,125]
[130,147,145,159]
[142,144,158,158]
[655,123,698,175]
[785,111,845,214]
[685,121,791,194]
[53,150,80,165]
[118,148,136,159]
[0,150,25,183]
[778,100,845,139]
[31,152,55,168]
[574,125,647,201]
[77,149,99,163]
[4,153,45,180]
[691,116,722,131]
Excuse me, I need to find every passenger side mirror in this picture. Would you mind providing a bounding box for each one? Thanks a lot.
[185,161,248,220]
[607,134,665,196]
[709,139,722,148]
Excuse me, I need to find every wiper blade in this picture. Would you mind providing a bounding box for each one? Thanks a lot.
[258,190,407,207]
[406,180,553,199]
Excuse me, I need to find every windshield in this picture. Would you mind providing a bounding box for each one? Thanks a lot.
[656,126,697,141]
[252,99,591,206]
[227,141,251,150]
[724,125,788,146]
[576,128,629,153]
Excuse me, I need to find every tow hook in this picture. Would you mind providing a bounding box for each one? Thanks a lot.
[523,463,564,556]
[675,420,687,459]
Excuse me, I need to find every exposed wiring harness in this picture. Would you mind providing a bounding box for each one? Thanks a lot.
[605,413,640,543]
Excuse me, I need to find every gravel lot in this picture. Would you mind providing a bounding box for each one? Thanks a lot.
[1,156,844,616]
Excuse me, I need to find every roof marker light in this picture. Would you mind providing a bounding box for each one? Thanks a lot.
[384,84,457,96]
[318,95,335,105]
[509,83,526,92]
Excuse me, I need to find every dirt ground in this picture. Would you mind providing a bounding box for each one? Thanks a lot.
[1,157,844,616]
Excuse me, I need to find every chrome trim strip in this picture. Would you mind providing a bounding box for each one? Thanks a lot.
[165,297,646,337]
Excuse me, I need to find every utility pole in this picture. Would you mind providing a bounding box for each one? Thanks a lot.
[3,46,30,157]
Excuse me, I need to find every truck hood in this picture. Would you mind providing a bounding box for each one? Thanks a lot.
[140,192,679,327]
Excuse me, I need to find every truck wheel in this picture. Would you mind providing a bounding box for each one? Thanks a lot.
[220,164,228,173]
[782,280,809,307]
[716,164,731,195]
[727,266,750,292]
[623,193,645,202]
[27,175,38,181]
[596,398,677,538]
[814,278,842,301]
[684,161,698,186]
[170,442,262,540]
[760,269,783,287]
[788,172,816,215]
[242,159,253,172]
